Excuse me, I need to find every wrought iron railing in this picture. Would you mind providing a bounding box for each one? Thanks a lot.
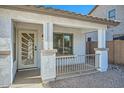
[56,54,99,76]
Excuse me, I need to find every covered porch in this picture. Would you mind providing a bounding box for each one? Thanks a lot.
[11,19,107,83]
[41,23,108,82]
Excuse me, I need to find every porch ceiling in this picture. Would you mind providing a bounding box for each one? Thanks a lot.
[54,24,97,33]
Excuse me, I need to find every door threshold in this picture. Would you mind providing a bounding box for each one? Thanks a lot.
[18,67,38,71]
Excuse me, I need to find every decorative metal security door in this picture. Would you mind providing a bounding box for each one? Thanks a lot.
[18,30,37,69]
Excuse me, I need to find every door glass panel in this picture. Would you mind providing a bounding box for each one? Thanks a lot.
[21,33,34,65]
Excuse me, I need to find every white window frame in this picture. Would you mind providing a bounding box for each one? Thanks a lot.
[108,9,116,20]
[53,32,73,56]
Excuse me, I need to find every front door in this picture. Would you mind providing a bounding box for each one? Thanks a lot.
[18,30,37,69]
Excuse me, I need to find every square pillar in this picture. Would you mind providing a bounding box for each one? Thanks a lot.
[0,16,12,87]
[41,22,57,82]
[41,50,57,82]
[48,23,53,49]
[43,22,53,50]
[95,48,109,72]
[95,28,109,72]
[98,28,106,48]
[43,23,48,50]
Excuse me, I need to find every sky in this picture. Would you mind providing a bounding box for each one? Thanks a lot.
[44,5,95,15]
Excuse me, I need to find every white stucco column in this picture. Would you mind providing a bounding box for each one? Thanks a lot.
[48,23,53,49]
[41,22,57,83]
[95,28,109,72]
[0,16,12,87]
[43,22,53,50]
[98,28,106,48]
[43,23,48,50]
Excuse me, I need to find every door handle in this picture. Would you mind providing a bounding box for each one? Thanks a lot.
[35,46,37,51]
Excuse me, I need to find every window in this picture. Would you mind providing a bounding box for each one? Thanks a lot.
[53,33,73,56]
[113,34,124,40]
[87,37,91,42]
[108,9,116,20]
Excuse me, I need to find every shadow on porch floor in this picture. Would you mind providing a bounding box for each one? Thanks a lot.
[11,69,43,88]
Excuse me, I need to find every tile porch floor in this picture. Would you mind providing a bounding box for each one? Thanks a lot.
[11,69,43,88]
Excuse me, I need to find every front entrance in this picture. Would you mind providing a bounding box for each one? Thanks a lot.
[18,29,37,69]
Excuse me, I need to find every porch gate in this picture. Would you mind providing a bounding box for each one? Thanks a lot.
[56,54,100,78]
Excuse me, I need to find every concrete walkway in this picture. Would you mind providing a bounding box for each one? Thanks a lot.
[11,69,43,88]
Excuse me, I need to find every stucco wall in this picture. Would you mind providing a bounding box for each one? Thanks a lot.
[89,5,124,41]
[0,15,12,87]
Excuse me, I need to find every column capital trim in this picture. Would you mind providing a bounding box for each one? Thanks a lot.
[41,49,57,56]
[94,48,109,51]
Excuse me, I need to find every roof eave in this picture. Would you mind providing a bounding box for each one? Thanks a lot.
[88,5,99,15]
[0,5,120,27]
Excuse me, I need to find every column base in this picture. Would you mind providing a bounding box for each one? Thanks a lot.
[41,49,57,83]
[42,78,55,84]
[94,48,109,72]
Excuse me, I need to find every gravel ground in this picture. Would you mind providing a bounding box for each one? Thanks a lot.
[44,64,124,88]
